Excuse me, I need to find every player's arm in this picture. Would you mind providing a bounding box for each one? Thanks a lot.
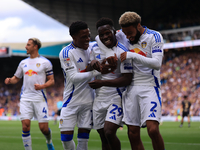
[4,76,20,85]
[34,74,55,90]
[60,51,100,83]
[88,73,132,89]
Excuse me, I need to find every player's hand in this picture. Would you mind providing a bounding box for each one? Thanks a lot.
[106,53,118,67]
[90,60,102,72]
[120,52,127,62]
[4,78,11,84]
[34,84,43,90]
[101,58,117,74]
[88,79,103,89]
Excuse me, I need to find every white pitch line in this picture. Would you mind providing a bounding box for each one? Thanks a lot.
[0,136,200,146]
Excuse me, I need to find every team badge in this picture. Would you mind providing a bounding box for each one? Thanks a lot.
[60,119,63,125]
[36,63,41,67]
[141,41,147,48]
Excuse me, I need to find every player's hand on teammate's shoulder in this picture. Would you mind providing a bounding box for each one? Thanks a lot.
[120,52,127,62]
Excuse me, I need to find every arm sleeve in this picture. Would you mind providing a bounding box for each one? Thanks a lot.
[14,61,23,78]
[126,52,163,70]
[59,50,100,83]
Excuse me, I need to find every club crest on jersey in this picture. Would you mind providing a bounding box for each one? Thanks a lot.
[36,63,41,67]
[64,57,72,67]
[60,119,63,125]
[141,41,147,48]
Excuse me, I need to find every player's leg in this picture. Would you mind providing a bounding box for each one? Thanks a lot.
[97,128,111,150]
[187,114,190,127]
[21,119,32,150]
[34,101,55,150]
[77,128,91,150]
[61,131,76,150]
[59,106,78,150]
[20,101,33,150]
[146,120,165,150]
[127,125,144,150]
[76,103,93,150]
[104,121,120,150]
[180,113,185,127]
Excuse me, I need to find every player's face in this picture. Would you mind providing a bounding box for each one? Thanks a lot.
[25,40,37,54]
[73,28,90,50]
[98,25,116,48]
[122,25,141,44]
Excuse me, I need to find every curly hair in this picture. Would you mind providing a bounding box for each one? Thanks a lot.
[69,21,88,36]
[96,17,114,29]
[29,38,42,49]
[119,11,141,27]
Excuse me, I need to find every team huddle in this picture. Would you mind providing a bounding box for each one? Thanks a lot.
[5,11,165,150]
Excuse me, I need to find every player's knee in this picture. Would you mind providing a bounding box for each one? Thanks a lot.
[147,126,159,138]
[104,128,115,139]
[40,126,49,134]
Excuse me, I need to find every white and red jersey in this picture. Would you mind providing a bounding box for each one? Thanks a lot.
[14,56,53,102]
[116,26,164,87]
[59,42,95,107]
[90,40,133,100]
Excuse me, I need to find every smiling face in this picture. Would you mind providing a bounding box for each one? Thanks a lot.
[122,25,141,44]
[97,24,116,48]
[72,28,91,50]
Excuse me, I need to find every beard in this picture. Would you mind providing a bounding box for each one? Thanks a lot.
[129,29,141,44]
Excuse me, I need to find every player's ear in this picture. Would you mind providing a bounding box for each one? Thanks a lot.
[137,23,141,31]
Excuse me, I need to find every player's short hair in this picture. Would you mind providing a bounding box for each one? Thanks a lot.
[69,21,88,36]
[96,17,114,29]
[29,38,42,49]
[119,11,141,27]
[184,95,188,99]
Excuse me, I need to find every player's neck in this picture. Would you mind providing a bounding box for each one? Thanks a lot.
[30,52,40,58]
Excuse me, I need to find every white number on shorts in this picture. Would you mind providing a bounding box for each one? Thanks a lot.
[110,104,123,116]
[150,102,157,112]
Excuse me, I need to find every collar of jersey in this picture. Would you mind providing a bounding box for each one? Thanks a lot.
[71,41,77,48]
[142,26,147,35]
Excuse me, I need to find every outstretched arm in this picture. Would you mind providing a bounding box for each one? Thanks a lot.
[4,76,20,85]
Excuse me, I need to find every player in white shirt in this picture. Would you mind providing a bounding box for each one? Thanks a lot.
[117,12,165,150]
[88,18,133,150]
[4,38,55,150]
[59,21,100,150]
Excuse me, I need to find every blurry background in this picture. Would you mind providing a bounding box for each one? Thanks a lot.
[0,0,200,121]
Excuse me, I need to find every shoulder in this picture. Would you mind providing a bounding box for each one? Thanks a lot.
[116,41,128,52]
[59,43,76,58]
[39,56,52,65]
[145,27,163,43]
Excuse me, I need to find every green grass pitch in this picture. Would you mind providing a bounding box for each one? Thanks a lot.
[0,120,199,150]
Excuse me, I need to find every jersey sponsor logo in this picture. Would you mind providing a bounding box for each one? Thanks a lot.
[77,58,83,63]
[24,69,38,76]
[152,46,162,53]
[130,48,147,57]
[96,54,101,59]
[109,115,116,120]
[65,66,74,71]
[141,41,147,48]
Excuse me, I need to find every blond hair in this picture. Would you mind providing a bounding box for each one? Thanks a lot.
[119,11,141,27]
[29,38,42,49]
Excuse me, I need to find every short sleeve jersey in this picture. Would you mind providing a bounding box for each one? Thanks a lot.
[116,26,164,87]
[14,56,53,102]
[90,41,133,99]
[59,42,94,107]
